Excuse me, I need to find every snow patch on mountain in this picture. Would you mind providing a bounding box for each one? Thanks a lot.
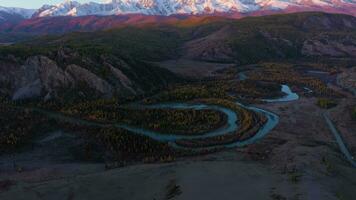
[0,6,36,18]
[1,0,356,19]
[31,0,356,17]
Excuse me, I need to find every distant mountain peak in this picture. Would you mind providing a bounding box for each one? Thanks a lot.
[29,0,356,17]
[0,6,35,18]
[1,0,355,20]
[0,6,36,25]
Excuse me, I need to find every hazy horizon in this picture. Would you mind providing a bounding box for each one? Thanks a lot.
[0,0,104,9]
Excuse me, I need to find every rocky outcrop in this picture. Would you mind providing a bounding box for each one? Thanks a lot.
[0,56,73,100]
[300,14,356,31]
[0,53,177,101]
[65,64,113,97]
[0,56,113,100]
[106,63,136,94]
[12,79,42,100]
[302,39,356,57]
[28,56,74,95]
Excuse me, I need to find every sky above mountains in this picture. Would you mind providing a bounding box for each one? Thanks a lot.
[0,0,103,8]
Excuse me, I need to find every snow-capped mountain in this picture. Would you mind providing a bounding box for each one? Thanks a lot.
[29,0,356,18]
[0,6,35,18]
[0,6,36,25]
[0,0,355,20]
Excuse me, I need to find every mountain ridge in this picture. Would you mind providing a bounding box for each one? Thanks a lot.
[2,11,355,32]
[0,0,355,20]
[0,6,35,18]
[31,0,356,17]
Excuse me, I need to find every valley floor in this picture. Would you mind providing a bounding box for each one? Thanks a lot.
[1,95,355,200]
[1,60,355,200]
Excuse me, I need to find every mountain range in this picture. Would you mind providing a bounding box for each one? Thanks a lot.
[0,7,34,24]
[1,0,355,20]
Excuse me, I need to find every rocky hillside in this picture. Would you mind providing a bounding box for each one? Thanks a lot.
[0,48,179,101]
[182,12,356,63]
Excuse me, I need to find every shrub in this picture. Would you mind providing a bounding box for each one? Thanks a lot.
[352,107,356,120]
[316,98,337,109]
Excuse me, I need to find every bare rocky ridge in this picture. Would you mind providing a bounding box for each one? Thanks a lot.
[0,54,175,101]
[300,13,356,30]
[65,64,113,97]
[0,56,109,100]
[302,39,356,57]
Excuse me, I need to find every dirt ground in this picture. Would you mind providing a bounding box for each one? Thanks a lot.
[328,98,356,155]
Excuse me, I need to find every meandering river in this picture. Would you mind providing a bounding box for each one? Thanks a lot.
[123,102,279,150]
[120,84,298,148]
[118,103,239,141]
[263,85,299,103]
[33,84,301,150]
